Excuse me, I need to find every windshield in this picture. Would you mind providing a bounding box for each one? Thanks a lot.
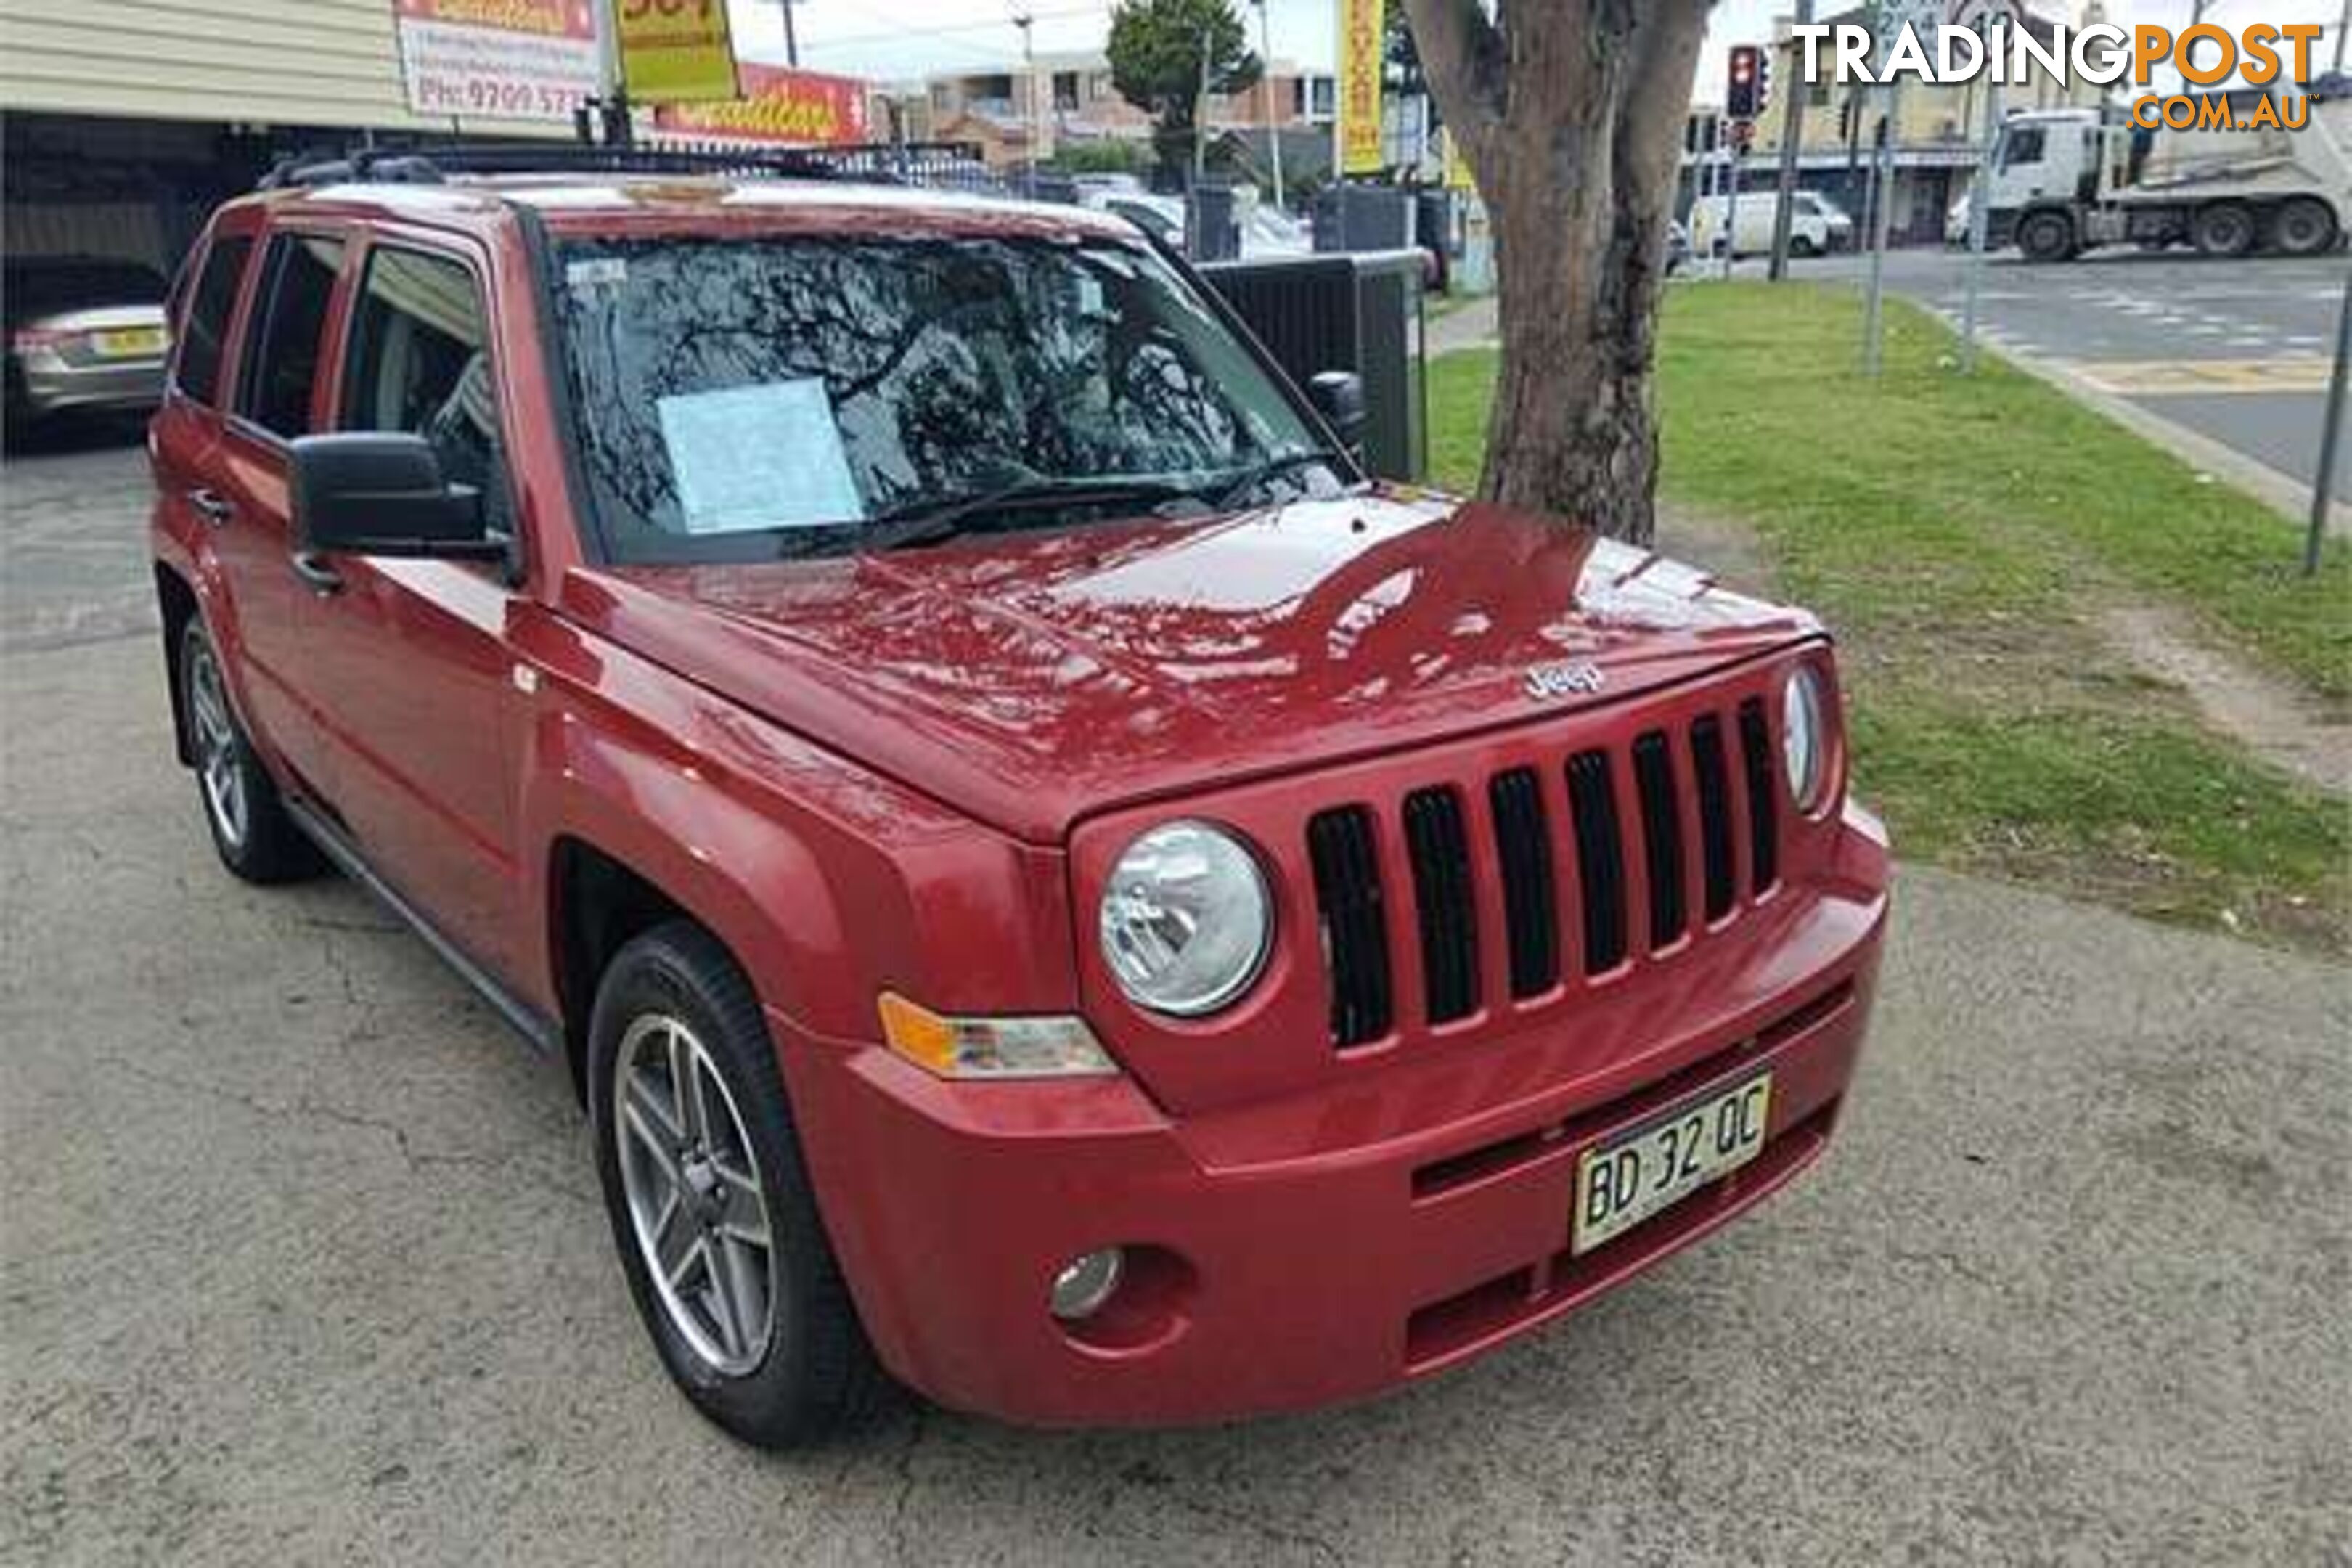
[550,232,1331,562]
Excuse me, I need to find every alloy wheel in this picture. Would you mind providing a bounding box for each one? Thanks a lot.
[613,1012,777,1376]
[187,640,248,849]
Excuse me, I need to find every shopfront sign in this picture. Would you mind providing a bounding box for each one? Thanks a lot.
[392,0,600,122]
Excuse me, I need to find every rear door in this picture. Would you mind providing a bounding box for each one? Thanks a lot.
[299,234,528,981]
[212,225,351,791]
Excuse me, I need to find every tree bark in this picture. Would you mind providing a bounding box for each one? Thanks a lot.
[1404,0,1712,545]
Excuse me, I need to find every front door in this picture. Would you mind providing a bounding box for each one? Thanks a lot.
[296,237,529,985]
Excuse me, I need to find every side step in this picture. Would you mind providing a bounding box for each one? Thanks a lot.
[284,798,562,1058]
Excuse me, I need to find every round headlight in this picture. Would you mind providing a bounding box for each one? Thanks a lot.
[1098,821,1272,1017]
[1782,665,1831,814]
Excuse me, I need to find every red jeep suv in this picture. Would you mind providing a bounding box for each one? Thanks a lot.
[149,149,1888,1446]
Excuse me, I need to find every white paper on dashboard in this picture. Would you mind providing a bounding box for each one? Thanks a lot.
[656,380,865,533]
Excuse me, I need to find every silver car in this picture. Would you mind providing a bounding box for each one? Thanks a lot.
[5,256,171,422]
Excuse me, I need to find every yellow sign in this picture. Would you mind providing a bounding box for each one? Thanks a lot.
[1336,0,1385,176]
[617,0,740,105]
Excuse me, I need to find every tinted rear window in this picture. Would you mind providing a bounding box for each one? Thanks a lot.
[239,234,346,438]
[173,238,253,408]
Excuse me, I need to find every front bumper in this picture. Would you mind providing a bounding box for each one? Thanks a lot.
[780,810,1889,1428]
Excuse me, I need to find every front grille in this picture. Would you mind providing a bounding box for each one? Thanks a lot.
[1402,788,1479,1024]
[1566,749,1628,975]
[1487,768,1559,997]
[1307,807,1393,1048]
[1690,714,1737,923]
[1305,684,1789,1049]
[1631,732,1686,950]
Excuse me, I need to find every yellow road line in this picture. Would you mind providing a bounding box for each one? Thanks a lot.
[2065,357,2336,396]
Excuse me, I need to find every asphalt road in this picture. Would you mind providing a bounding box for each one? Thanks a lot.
[1835,248,2352,505]
[4,444,2350,1565]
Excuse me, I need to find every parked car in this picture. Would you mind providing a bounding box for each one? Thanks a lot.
[150,150,1888,1447]
[4,254,171,424]
[1689,193,1834,258]
[1244,205,1312,258]
[1083,189,1186,250]
[1796,191,1856,250]
[1666,217,1693,275]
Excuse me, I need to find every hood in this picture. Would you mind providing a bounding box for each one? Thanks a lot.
[563,488,1819,842]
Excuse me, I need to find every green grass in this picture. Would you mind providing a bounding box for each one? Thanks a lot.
[1427,285,2352,953]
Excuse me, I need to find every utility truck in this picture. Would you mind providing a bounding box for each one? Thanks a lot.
[1986,86,2350,261]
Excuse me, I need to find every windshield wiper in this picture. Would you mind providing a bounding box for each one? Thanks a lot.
[1209,449,1347,510]
[862,477,1197,552]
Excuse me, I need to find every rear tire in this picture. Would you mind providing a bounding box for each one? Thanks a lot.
[2191,201,2256,258]
[2271,197,2339,258]
[588,920,886,1448]
[2017,211,2075,263]
[178,618,322,884]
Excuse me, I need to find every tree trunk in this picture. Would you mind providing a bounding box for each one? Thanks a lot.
[1404,0,1712,546]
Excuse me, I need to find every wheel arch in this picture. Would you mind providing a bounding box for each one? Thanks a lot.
[155,562,200,767]
[532,791,863,1106]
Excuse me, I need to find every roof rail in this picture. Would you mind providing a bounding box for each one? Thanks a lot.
[256,140,992,192]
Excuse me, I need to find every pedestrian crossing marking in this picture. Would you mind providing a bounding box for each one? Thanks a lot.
[2067,357,2337,396]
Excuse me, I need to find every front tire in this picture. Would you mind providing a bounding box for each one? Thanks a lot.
[2017,210,2075,263]
[179,618,321,883]
[588,921,884,1447]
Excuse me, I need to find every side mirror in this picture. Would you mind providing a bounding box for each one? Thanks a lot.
[290,433,499,560]
[1307,370,1368,449]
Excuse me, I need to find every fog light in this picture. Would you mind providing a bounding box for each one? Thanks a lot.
[1049,1247,1125,1321]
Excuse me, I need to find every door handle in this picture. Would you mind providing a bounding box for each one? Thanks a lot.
[189,488,234,527]
[290,551,343,597]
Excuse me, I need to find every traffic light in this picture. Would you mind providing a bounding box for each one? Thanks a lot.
[1727,44,1761,121]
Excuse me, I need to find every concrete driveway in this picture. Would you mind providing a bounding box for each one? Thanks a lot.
[2,449,2348,1565]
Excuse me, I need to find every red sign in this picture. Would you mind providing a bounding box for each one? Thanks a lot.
[653,63,871,146]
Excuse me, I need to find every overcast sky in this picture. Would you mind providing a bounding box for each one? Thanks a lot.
[726,1,2343,97]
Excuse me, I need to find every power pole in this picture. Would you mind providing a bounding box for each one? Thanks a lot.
[1013,11,1036,197]
[1252,0,1283,211]
[1959,22,2002,374]
[1768,0,1813,282]
[2308,265,2351,576]
[1194,22,1213,186]
[1861,81,1898,375]
[2336,0,2349,76]
[777,0,798,67]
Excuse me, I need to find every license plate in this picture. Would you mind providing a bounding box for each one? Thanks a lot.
[91,327,166,358]
[1572,1072,1772,1254]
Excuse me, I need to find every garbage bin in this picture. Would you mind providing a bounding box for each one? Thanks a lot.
[1200,248,1426,482]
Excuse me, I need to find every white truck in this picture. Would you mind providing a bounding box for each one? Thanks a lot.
[1986,86,2350,261]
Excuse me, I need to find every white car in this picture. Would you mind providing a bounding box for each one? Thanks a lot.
[1795,192,1855,249]
[1689,193,1834,258]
